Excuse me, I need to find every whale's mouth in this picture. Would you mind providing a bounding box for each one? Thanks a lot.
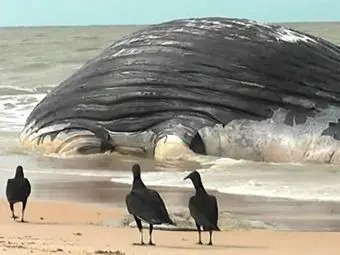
[19,123,158,157]
[20,129,153,157]
[19,128,113,156]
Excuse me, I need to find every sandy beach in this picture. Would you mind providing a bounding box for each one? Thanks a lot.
[1,155,340,254]
[0,198,339,255]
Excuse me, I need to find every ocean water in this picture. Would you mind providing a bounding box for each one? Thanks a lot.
[1,23,340,202]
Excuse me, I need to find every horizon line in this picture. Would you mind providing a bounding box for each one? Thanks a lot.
[1,20,340,29]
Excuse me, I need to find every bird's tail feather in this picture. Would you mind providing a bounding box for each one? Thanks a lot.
[214,225,221,231]
[203,225,220,231]
[166,218,176,226]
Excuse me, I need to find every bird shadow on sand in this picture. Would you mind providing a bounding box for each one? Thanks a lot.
[14,220,29,224]
[15,220,74,226]
[134,243,268,250]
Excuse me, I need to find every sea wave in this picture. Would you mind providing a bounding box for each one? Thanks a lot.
[0,86,53,95]
[109,161,340,202]
[0,167,117,178]
[0,93,45,132]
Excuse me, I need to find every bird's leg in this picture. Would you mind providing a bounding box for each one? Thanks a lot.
[148,224,155,246]
[21,199,27,222]
[207,230,213,245]
[9,203,17,220]
[133,216,145,245]
[195,223,203,245]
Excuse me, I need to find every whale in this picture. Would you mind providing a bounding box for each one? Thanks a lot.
[20,17,340,164]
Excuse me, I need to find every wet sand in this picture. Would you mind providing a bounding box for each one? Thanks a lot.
[1,199,340,255]
[31,178,340,231]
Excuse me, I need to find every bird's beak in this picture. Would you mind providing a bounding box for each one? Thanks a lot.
[183,173,190,181]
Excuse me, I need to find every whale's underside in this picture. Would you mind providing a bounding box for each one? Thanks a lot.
[20,17,340,163]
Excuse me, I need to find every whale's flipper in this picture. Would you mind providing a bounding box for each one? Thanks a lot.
[67,122,114,154]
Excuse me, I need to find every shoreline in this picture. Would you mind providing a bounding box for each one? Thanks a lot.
[1,199,340,255]
[21,178,340,232]
[2,157,340,232]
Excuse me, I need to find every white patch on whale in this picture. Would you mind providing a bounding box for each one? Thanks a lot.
[274,27,317,43]
[239,80,265,88]
[229,20,253,28]
[105,18,319,64]
[180,18,318,44]
[198,106,340,164]
[281,96,316,108]
[111,34,161,49]
[111,48,146,57]
[184,19,233,29]
[20,123,71,144]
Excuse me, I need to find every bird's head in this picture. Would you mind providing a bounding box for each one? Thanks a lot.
[183,170,201,182]
[15,165,24,178]
[184,170,205,192]
[132,163,141,179]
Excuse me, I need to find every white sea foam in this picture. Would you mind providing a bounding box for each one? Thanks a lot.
[0,93,46,132]
[1,155,339,203]
[109,161,340,202]
[0,166,125,179]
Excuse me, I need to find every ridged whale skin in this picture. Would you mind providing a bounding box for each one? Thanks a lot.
[20,17,340,164]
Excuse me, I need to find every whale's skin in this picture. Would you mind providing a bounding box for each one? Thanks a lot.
[20,17,340,163]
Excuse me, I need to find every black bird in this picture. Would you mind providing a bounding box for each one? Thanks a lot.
[6,165,31,222]
[184,170,220,245]
[125,163,176,245]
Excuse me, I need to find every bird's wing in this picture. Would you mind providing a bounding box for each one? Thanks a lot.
[23,178,31,198]
[209,195,219,226]
[148,189,173,222]
[5,179,13,200]
[126,188,170,224]
[188,196,207,223]
[125,192,138,215]
[189,195,219,228]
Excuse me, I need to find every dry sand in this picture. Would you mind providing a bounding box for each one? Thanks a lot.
[0,199,339,255]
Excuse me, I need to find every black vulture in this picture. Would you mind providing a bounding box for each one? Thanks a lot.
[125,163,176,245]
[6,165,31,222]
[184,170,220,245]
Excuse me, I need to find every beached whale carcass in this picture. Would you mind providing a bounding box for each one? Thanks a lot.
[20,17,340,163]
